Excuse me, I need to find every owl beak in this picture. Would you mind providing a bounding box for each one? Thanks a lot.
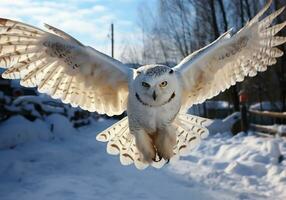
[152,91,157,101]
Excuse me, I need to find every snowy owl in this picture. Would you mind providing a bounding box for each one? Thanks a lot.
[0,0,285,169]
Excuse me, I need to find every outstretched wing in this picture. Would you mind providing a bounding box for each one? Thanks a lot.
[0,18,133,116]
[174,0,286,110]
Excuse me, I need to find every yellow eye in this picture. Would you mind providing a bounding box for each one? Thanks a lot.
[142,82,150,88]
[160,81,168,88]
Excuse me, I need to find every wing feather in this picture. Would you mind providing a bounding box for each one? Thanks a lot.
[0,18,132,116]
[174,0,286,109]
[21,60,55,87]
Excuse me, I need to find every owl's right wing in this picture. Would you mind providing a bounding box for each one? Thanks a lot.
[174,0,286,111]
[0,18,133,116]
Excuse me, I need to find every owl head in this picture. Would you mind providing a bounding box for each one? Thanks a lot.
[134,64,180,107]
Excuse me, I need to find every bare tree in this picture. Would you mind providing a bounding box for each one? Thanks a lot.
[122,0,286,115]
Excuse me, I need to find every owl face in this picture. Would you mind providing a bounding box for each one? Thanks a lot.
[134,65,180,107]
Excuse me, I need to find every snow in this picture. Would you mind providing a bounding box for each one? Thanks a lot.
[0,115,52,149]
[264,140,282,164]
[45,114,78,139]
[207,112,240,135]
[205,101,232,109]
[170,132,286,199]
[0,117,286,200]
[8,95,66,115]
[188,101,232,117]
[250,101,282,111]
[188,100,232,112]
[0,114,77,149]
[277,125,286,135]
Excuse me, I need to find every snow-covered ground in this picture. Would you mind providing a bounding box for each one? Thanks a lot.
[0,116,286,200]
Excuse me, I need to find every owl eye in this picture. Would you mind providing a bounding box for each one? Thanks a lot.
[142,82,150,88]
[159,81,168,88]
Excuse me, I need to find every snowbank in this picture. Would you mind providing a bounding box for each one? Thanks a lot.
[46,114,77,138]
[170,132,286,199]
[7,95,66,115]
[0,114,77,149]
[206,112,240,134]
[0,118,285,200]
[0,115,52,149]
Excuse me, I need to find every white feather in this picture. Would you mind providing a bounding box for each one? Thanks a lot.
[0,18,132,116]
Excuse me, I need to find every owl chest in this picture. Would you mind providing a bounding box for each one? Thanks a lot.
[128,95,180,132]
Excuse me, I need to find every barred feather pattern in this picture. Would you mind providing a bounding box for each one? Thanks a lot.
[96,114,209,170]
[174,0,286,109]
[0,18,130,116]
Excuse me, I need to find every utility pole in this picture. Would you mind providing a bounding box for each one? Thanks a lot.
[111,23,114,58]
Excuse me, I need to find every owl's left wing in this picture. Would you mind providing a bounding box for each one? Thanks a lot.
[0,18,133,116]
[174,0,286,110]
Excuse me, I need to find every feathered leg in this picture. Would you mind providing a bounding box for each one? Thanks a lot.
[133,129,156,163]
[155,125,176,161]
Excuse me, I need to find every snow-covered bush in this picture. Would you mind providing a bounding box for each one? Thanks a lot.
[3,95,92,127]
[0,95,95,149]
[0,115,52,149]
[0,114,79,149]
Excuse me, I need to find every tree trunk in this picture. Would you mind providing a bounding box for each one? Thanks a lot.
[209,0,220,38]
[217,0,228,32]
[239,0,245,28]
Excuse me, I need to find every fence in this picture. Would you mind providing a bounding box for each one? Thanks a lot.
[246,108,286,137]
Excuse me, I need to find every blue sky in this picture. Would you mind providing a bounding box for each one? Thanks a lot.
[0,0,154,59]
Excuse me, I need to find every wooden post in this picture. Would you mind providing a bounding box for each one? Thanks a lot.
[239,90,248,132]
[203,102,207,118]
[240,104,248,132]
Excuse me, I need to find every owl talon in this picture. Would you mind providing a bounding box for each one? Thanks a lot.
[152,158,161,162]
[152,155,162,162]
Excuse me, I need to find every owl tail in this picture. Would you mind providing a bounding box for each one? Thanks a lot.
[173,114,210,157]
[96,114,210,170]
[96,117,165,170]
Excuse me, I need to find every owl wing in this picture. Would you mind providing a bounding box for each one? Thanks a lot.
[0,18,133,116]
[174,0,286,111]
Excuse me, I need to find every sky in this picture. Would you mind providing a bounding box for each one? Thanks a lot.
[0,0,153,60]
